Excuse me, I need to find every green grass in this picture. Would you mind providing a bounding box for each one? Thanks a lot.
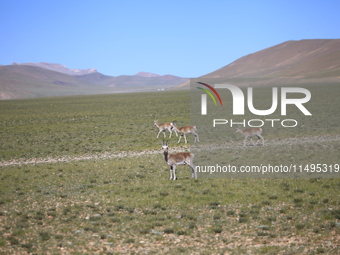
[0,91,190,161]
[191,82,340,178]
[0,85,339,254]
[0,158,339,254]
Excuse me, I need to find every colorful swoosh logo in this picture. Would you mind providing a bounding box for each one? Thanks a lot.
[196,82,223,106]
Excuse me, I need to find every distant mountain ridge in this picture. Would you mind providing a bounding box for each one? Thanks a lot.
[75,72,187,88]
[135,72,161,77]
[12,62,98,76]
[11,62,171,79]
[0,63,188,99]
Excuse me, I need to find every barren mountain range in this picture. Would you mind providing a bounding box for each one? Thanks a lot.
[12,62,98,76]
[0,64,188,99]
[1,39,339,99]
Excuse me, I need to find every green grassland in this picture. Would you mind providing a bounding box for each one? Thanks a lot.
[0,91,189,160]
[190,82,340,178]
[0,85,339,254]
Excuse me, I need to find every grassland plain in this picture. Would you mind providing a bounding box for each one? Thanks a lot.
[0,85,339,254]
[190,82,340,179]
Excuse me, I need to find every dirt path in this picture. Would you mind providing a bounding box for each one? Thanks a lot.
[1,134,339,167]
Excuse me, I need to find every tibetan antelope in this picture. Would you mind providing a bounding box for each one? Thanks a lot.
[162,140,196,180]
[172,123,199,144]
[236,126,264,147]
[154,120,178,139]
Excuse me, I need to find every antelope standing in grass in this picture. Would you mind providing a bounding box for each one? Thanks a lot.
[154,120,178,139]
[172,123,199,144]
[236,126,264,147]
[162,140,196,180]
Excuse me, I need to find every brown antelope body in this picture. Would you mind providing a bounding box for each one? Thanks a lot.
[236,126,264,147]
[154,120,178,139]
[162,141,196,180]
[172,124,199,144]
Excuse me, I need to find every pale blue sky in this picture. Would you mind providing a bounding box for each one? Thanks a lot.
[1,0,339,77]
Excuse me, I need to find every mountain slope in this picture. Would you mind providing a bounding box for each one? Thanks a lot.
[0,65,109,99]
[203,39,340,81]
[75,72,115,85]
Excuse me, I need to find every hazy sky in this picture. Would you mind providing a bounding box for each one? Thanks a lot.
[1,0,339,77]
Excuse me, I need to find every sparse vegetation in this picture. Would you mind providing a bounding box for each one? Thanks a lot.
[0,87,339,254]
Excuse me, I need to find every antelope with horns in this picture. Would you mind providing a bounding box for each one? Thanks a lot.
[236,126,264,147]
[162,140,196,180]
[172,123,199,144]
[154,120,178,139]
